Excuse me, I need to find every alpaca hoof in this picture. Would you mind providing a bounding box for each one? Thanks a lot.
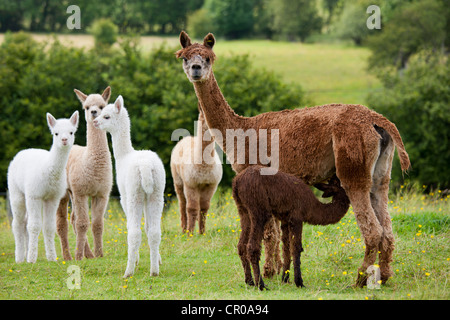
[245,279,255,287]
[63,255,73,261]
[259,284,269,291]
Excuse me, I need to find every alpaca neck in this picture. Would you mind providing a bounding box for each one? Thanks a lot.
[193,73,245,151]
[48,145,71,177]
[86,120,110,157]
[110,114,134,161]
[308,194,350,226]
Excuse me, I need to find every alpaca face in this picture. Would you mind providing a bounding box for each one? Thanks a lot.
[93,95,124,133]
[83,95,108,123]
[73,87,111,124]
[47,111,79,149]
[176,31,216,83]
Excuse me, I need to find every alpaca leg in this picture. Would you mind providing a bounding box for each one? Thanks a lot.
[346,189,383,287]
[91,195,108,258]
[371,141,396,284]
[56,192,72,260]
[42,200,59,261]
[236,205,254,286]
[333,130,382,287]
[247,212,269,290]
[26,198,43,263]
[199,187,214,235]
[10,191,27,263]
[184,186,200,234]
[289,221,305,288]
[123,196,143,278]
[72,195,92,260]
[174,184,187,232]
[371,178,395,283]
[280,222,291,283]
[145,193,163,276]
[263,217,281,278]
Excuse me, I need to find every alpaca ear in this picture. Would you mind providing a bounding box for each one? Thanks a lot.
[70,110,79,128]
[180,31,192,48]
[74,89,87,103]
[47,113,57,130]
[203,33,215,50]
[102,86,111,103]
[115,95,123,114]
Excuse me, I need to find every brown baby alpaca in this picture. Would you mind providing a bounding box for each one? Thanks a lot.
[56,87,113,261]
[232,166,350,290]
[177,31,410,287]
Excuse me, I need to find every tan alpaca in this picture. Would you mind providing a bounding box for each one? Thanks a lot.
[170,108,222,234]
[56,87,113,261]
[176,32,410,287]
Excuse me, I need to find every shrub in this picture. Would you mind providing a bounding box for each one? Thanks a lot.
[88,18,119,48]
[367,53,450,188]
[0,33,306,194]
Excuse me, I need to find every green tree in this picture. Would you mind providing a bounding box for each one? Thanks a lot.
[187,8,216,38]
[367,53,450,188]
[270,0,322,41]
[332,0,375,45]
[205,0,254,39]
[88,18,119,48]
[366,0,446,70]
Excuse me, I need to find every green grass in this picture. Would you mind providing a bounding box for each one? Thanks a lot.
[1,187,449,300]
[213,39,381,106]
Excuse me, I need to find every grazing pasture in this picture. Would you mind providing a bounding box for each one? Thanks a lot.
[0,185,448,300]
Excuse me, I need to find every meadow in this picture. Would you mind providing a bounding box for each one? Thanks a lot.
[0,34,447,301]
[0,183,449,300]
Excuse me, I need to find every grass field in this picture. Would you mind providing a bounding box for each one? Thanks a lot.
[0,33,380,106]
[0,184,449,300]
[0,33,447,302]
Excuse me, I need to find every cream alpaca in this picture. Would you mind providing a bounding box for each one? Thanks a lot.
[56,87,113,261]
[170,108,222,234]
[8,111,79,263]
[94,95,166,277]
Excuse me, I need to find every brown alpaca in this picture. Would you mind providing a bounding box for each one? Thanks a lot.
[56,87,113,260]
[170,108,222,234]
[232,166,350,290]
[176,31,410,287]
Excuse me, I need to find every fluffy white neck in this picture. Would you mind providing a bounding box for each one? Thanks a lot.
[110,110,134,160]
[48,144,71,176]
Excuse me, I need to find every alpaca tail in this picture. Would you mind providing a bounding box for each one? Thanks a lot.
[139,165,154,195]
[372,113,411,172]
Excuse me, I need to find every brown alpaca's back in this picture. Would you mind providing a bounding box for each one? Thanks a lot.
[232,166,350,226]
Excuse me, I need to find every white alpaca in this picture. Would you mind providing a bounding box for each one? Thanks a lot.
[8,111,79,263]
[94,95,166,277]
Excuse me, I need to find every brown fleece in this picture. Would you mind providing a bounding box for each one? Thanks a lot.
[232,167,350,289]
[177,32,410,287]
[56,87,113,261]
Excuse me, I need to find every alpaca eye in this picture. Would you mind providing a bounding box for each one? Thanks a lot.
[55,133,58,136]
[70,132,73,135]
[86,107,90,111]
[183,57,187,62]
[206,57,210,63]
[100,106,104,110]
[104,115,110,120]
